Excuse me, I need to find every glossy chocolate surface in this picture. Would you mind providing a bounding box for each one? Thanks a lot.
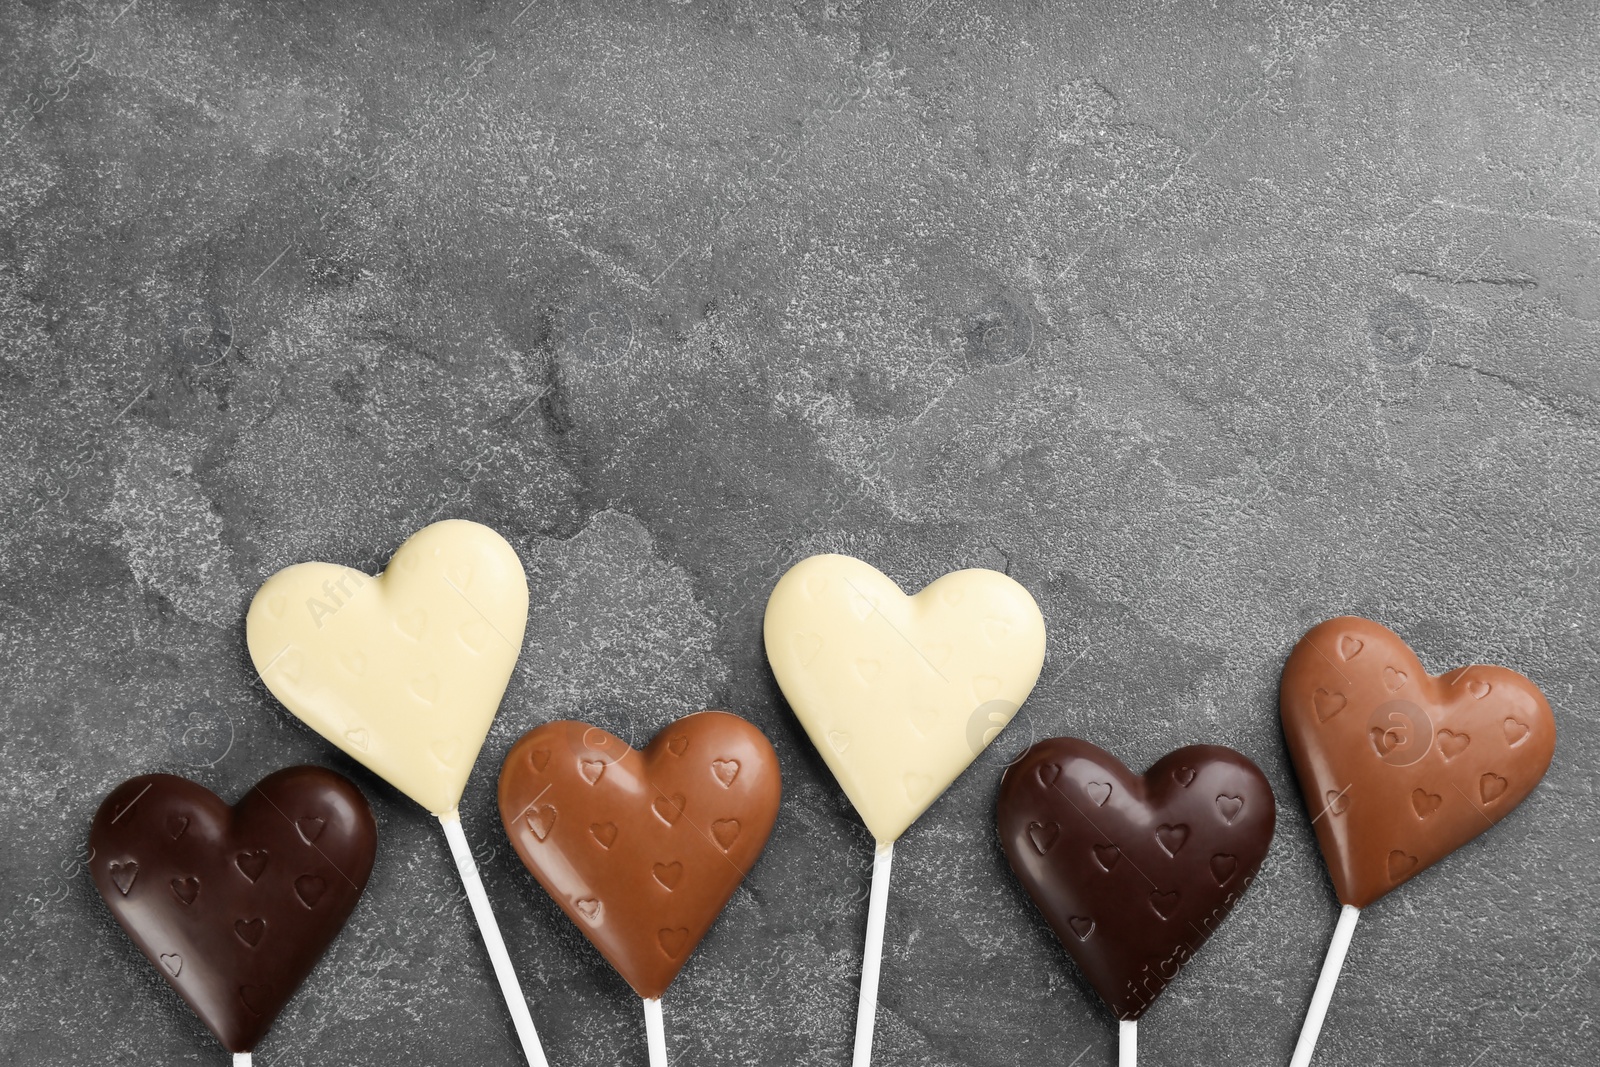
[498,711,781,999]
[1281,616,1556,908]
[89,767,377,1053]
[998,737,1274,1020]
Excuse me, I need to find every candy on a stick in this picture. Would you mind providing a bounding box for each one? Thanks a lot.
[1280,616,1556,1067]
[245,519,548,1066]
[997,738,1275,1065]
[498,712,781,1067]
[763,554,1046,1066]
[90,767,377,1065]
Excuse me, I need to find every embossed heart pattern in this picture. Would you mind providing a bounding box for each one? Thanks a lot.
[764,554,1047,844]
[247,519,530,817]
[498,712,782,999]
[999,738,1276,1020]
[89,767,377,1053]
[1281,616,1557,908]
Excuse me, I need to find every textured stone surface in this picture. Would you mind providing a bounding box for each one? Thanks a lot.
[2,1,1598,1064]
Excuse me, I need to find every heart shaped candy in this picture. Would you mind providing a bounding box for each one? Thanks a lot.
[1280,616,1556,908]
[90,767,377,1053]
[247,520,529,816]
[498,711,781,998]
[764,554,1046,844]
[998,738,1275,1020]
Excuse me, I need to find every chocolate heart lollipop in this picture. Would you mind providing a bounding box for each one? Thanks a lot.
[246,520,528,818]
[1281,616,1556,1067]
[764,553,1046,1066]
[247,520,549,1066]
[765,554,1047,846]
[1281,616,1556,907]
[89,767,377,1056]
[499,712,781,1063]
[998,737,1274,1037]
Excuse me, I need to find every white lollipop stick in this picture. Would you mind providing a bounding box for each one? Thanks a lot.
[852,841,895,1067]
[1289,904,1361,1067]
[1119,1019,1136,1067]
[233,1055,251,1066]
[644,996,667,1067]
[440,813,551,1067]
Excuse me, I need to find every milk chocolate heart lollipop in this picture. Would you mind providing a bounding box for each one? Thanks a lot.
[1282,616,1556,906]
[90,767,376,1057]
[1281,616,1556,1067]
[247,520,549,1066]
[998,737,1274,1057]
[499,712,781,1061]
[764,553,1046,1067]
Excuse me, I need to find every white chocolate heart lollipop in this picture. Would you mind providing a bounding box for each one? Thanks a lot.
[246,519,526,816]
[246,520,547,1067]
[763,553,1046,1067]
[764,553,1046,843]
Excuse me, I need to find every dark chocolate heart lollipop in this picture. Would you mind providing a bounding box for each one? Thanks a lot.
[498,711,781,999]
[89,766,377,1053]
[998,737,1275,1020]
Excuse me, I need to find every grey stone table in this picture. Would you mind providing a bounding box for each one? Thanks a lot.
[2,1,1596,1064]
